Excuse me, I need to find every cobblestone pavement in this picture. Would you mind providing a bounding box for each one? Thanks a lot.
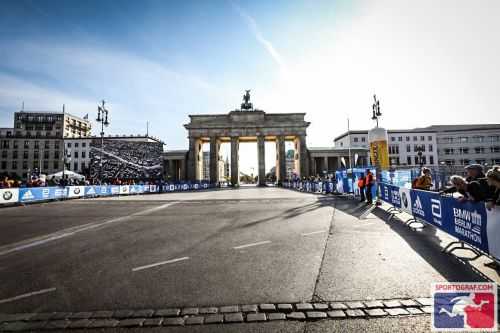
[0,297,434,331]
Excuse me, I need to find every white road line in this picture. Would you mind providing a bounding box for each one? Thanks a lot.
[0,287,56,305]
[233,240,272,250]
[132,257,189,272]
[0,202,177,257]
[301,230,328,236]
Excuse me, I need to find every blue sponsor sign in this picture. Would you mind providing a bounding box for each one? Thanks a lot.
[440,197,489,253]
[389,184,402,208]
[379,183,391,203]
[19,187,64,202]
[409,189,443,227]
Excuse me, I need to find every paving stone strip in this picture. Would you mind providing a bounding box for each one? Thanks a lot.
[0,297,434,331]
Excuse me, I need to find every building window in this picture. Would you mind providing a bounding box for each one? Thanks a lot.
[475,147,485,154]
[414,156,419,165]
[74,151,78,158]
[420,136,425,141]
[444,148,454,155]
[1,151,7,159]
[53,161,59,170]
[489,136,500,142]
[44,150,49,159]
[24,141,29,149]
[430,156,434,164]
[413,136,417,141]
[12,161,17,169]
[82,142,87,147]
[407,156,412,165]
[459,147,469,154]
[67,142,72,148]
[340,142,343,147]
[459,137,468,143]
[427,136,432,141]
[75,142,79,148]
[34,151,39,159]
[12,151,17,159]
[361,137,365,142]
[1,140,9,149]
[429,145,433,152]
[22,161,28,169]
[44,140,50,149]
[54,151,60,159]
[390,137,395,142]
[406,136,410,141]
[406,144,411,152]
[82,151,86,158]
[23,151,28,159]
[1,161,6,170]
[73,162,78,170]
[491,146,500,153]
[54,141,60,149]
[13,141,18,149]
[43,161,49,170]
[354,137,358,142]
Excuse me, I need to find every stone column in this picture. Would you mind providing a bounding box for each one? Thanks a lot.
[209,136,220,184]
[295,135,309,178]
[187,137,199,181]
[276,136,286,185]
[230,137,239,187]
[323,156,328,174]
[257,135,266,186]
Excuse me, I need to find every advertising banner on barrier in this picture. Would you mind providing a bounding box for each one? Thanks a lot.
[379,183,391,203]
[486,207,500,260]
[440,197,490,255]
[19,187,63,202]
[389,185,402,208]
[410,189,443,228]
[399,187,413,214]
[67,186,85,198]
[0,188,19,204]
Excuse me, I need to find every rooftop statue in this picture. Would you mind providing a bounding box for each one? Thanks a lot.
[241,90,253,111]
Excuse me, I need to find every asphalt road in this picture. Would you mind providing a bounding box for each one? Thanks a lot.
[0,187,491,332]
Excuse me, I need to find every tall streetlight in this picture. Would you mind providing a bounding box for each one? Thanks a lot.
[369,94,384,205]
[96,100,109,182]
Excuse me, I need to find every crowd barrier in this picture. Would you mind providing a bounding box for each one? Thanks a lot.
[378,182,500,262]
[282,180,336,193]
[0,181,215,205]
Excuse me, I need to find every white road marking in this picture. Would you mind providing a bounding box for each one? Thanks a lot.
[132,257,189,272]
[301,230,328,236]
[0,202,177,257]
[0,287,56,305]
[233,240,272,250]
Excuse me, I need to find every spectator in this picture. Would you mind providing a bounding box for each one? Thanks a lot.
[365,169,374,204]
[485,165,500,210]
[444,175,490,203]
[465,164,485,182]
[357,175,366,202]
[413,167,433,190]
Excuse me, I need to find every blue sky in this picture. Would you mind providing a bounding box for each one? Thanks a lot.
[1,0,500,172]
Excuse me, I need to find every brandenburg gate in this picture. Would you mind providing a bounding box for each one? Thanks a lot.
[163,90,369,185]
[165,91,310,186]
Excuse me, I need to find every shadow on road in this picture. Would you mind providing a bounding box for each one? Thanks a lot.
[333,197,489,284]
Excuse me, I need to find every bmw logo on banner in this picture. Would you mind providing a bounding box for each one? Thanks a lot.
[0,188,18,204]
[399,187,412,214]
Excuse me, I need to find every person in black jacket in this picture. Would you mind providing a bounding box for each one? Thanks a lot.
[443,175,491,203]
[485,165,500,209]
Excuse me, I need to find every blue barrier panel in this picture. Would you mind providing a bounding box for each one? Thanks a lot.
[379,183,391,203]
[380,183,500,261]
[440,196,490,254]
[410,189,442,228]
[19,187,66,203]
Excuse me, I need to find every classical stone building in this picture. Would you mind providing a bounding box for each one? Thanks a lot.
[163,105,369,185]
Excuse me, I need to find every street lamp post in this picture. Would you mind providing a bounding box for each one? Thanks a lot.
[370,94,383,204]
[96,100,110,183]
